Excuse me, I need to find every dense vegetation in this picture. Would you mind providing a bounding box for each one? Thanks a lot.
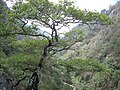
[0,0,119,90]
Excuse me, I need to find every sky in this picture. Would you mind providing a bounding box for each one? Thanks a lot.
[5,0,119,33]
[49,0,119,33]
[49,0,119,12]
[6,0,119,12]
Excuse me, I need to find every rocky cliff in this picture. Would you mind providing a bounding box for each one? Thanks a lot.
[64,1,120,63]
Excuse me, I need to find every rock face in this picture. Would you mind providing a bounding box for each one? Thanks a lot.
[0,0,9,21]
[0,1,13,89]
[62,1,120,61]
[80,1,120,60]
[0,72,13,90]
[0,0,9,9]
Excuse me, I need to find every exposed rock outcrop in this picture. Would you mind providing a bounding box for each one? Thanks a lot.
[0,72,13,90]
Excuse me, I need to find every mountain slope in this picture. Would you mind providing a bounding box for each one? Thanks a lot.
[64,1,120,62]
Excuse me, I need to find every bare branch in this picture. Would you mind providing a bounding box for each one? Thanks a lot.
[13,76,29,87]
[16,17,28,34]
[52,39,82,54]
[61,81,76,90]
[0,32,51,44]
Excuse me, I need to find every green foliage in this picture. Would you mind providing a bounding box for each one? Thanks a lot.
[59,58,112,74]
[11,39,48,53]
[0,0,115,90]
[58,58,118,90]
[65,29,84,42]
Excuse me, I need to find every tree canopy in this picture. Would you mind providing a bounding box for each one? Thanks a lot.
[0,0,116,90]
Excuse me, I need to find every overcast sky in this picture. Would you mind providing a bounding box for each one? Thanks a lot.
[6,0,119,12]
[50,0,119,12]
[5,0,120,33]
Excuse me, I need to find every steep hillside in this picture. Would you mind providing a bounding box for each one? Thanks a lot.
[80,1,120,61]
[64,1,120,62]
[60,2,120,90]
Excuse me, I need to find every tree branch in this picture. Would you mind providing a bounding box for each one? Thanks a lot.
[52,40,82,53]
[16,17,28,34]
[13,76,29,87]
[61,81,76,90]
